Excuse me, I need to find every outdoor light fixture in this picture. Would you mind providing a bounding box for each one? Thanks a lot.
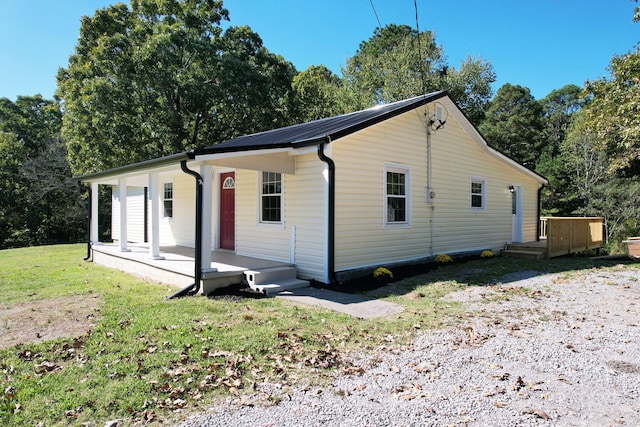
[508,185,515,193]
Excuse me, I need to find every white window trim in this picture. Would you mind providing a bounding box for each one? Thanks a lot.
[162,179,174,221]
[257,171,285,229]
[470,176,486,212]
[383,163,411,229]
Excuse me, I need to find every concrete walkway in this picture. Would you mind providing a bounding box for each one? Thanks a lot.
[276,287,404,319]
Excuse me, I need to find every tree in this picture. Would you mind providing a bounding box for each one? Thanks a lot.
[559,111,608,215]
[339,24,495,121]
[57,0,297,175]
[582,45,640,173]
[539,84,583,154]
[0,96,85,249]
[535,84,585,215]
[478,84,544,168]
[212,26,298,142]
[292,65,344,122]
[441,56,495,125]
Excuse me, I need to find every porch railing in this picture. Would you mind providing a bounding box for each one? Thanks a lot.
[539,217,604,258]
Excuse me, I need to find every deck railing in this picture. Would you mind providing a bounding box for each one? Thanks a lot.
[539,217,604,258]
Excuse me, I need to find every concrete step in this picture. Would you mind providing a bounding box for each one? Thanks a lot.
[251,278,311,295]
[201,268,244,295]
[245,266,297,286]
[501,249,545,259]
[244,266,310,295]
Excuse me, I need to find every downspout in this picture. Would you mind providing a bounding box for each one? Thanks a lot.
[82,182,92,261]
[536,185,543,242]
[167,160,203,299]
[317,138,336,285]
[427,126,434,256]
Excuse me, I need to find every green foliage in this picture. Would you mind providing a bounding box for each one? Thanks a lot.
[479,83,544,169]
[342,24,445,108]
[583,45,640,173]
[540,84,584,153]
[562,28,640,248]
[0,96,85,249]
[293,65,344,121]
[442,56,496,125]
[589,178,640,250]
[57,0,297,175]
[558,111,608,214]
[339,24,495,123]
[536,85,587,215]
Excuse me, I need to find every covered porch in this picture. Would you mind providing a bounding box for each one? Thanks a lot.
[80,147,317,295]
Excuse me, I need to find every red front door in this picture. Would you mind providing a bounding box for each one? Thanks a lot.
[219,172,235,250]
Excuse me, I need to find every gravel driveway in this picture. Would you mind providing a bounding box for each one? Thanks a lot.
[182,265,640,426]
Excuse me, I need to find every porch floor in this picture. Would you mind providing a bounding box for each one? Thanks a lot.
[91,243,290,290]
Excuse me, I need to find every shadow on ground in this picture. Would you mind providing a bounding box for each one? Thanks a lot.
[338,254,639,299]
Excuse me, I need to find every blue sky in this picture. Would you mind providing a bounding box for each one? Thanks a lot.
[1,0,638,101]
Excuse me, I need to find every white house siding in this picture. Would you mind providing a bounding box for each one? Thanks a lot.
[235,169,290,263]
[429,119,540,253]
[110,173,196,247]
[234,155,327,281]
[112,186,145,243]
[283,153,326,281]
[332,105,541,273]
[163,174,194,247]
[332,109,431,272]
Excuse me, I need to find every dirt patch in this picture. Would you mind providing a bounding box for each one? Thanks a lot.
[0,294,102,349]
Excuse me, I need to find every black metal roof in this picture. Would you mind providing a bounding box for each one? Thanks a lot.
[194,91,448,155]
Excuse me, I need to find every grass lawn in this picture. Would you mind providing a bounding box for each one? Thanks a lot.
[0,244,633,425]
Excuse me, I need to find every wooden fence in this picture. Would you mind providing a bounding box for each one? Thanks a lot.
[540,217,604,258]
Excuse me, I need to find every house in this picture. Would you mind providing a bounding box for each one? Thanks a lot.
[78,91,547,295]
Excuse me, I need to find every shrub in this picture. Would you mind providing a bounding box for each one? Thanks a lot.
[480,250,494,258]
[435,253,453,264]
[373,267,393,279]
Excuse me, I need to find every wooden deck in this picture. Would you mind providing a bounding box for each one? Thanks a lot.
[503,217,604,259]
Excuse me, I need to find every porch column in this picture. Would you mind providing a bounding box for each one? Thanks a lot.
[200,164,213,268]
[148,172,164,260]
[118,177,130,252]
[90,182,99,244]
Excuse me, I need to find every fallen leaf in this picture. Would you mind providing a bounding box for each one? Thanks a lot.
[512,376,525,391]
[523,407,550,420]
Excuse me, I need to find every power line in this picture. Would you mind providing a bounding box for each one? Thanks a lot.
[414,0,428,96]
[369,0,382,28]
[414,0,420,34]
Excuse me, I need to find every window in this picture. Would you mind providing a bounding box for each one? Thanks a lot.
[163,182,173,218]
[384,164,410,226]
[260,172,282,223]
[222,176,235,189]
[471,178,485,210]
